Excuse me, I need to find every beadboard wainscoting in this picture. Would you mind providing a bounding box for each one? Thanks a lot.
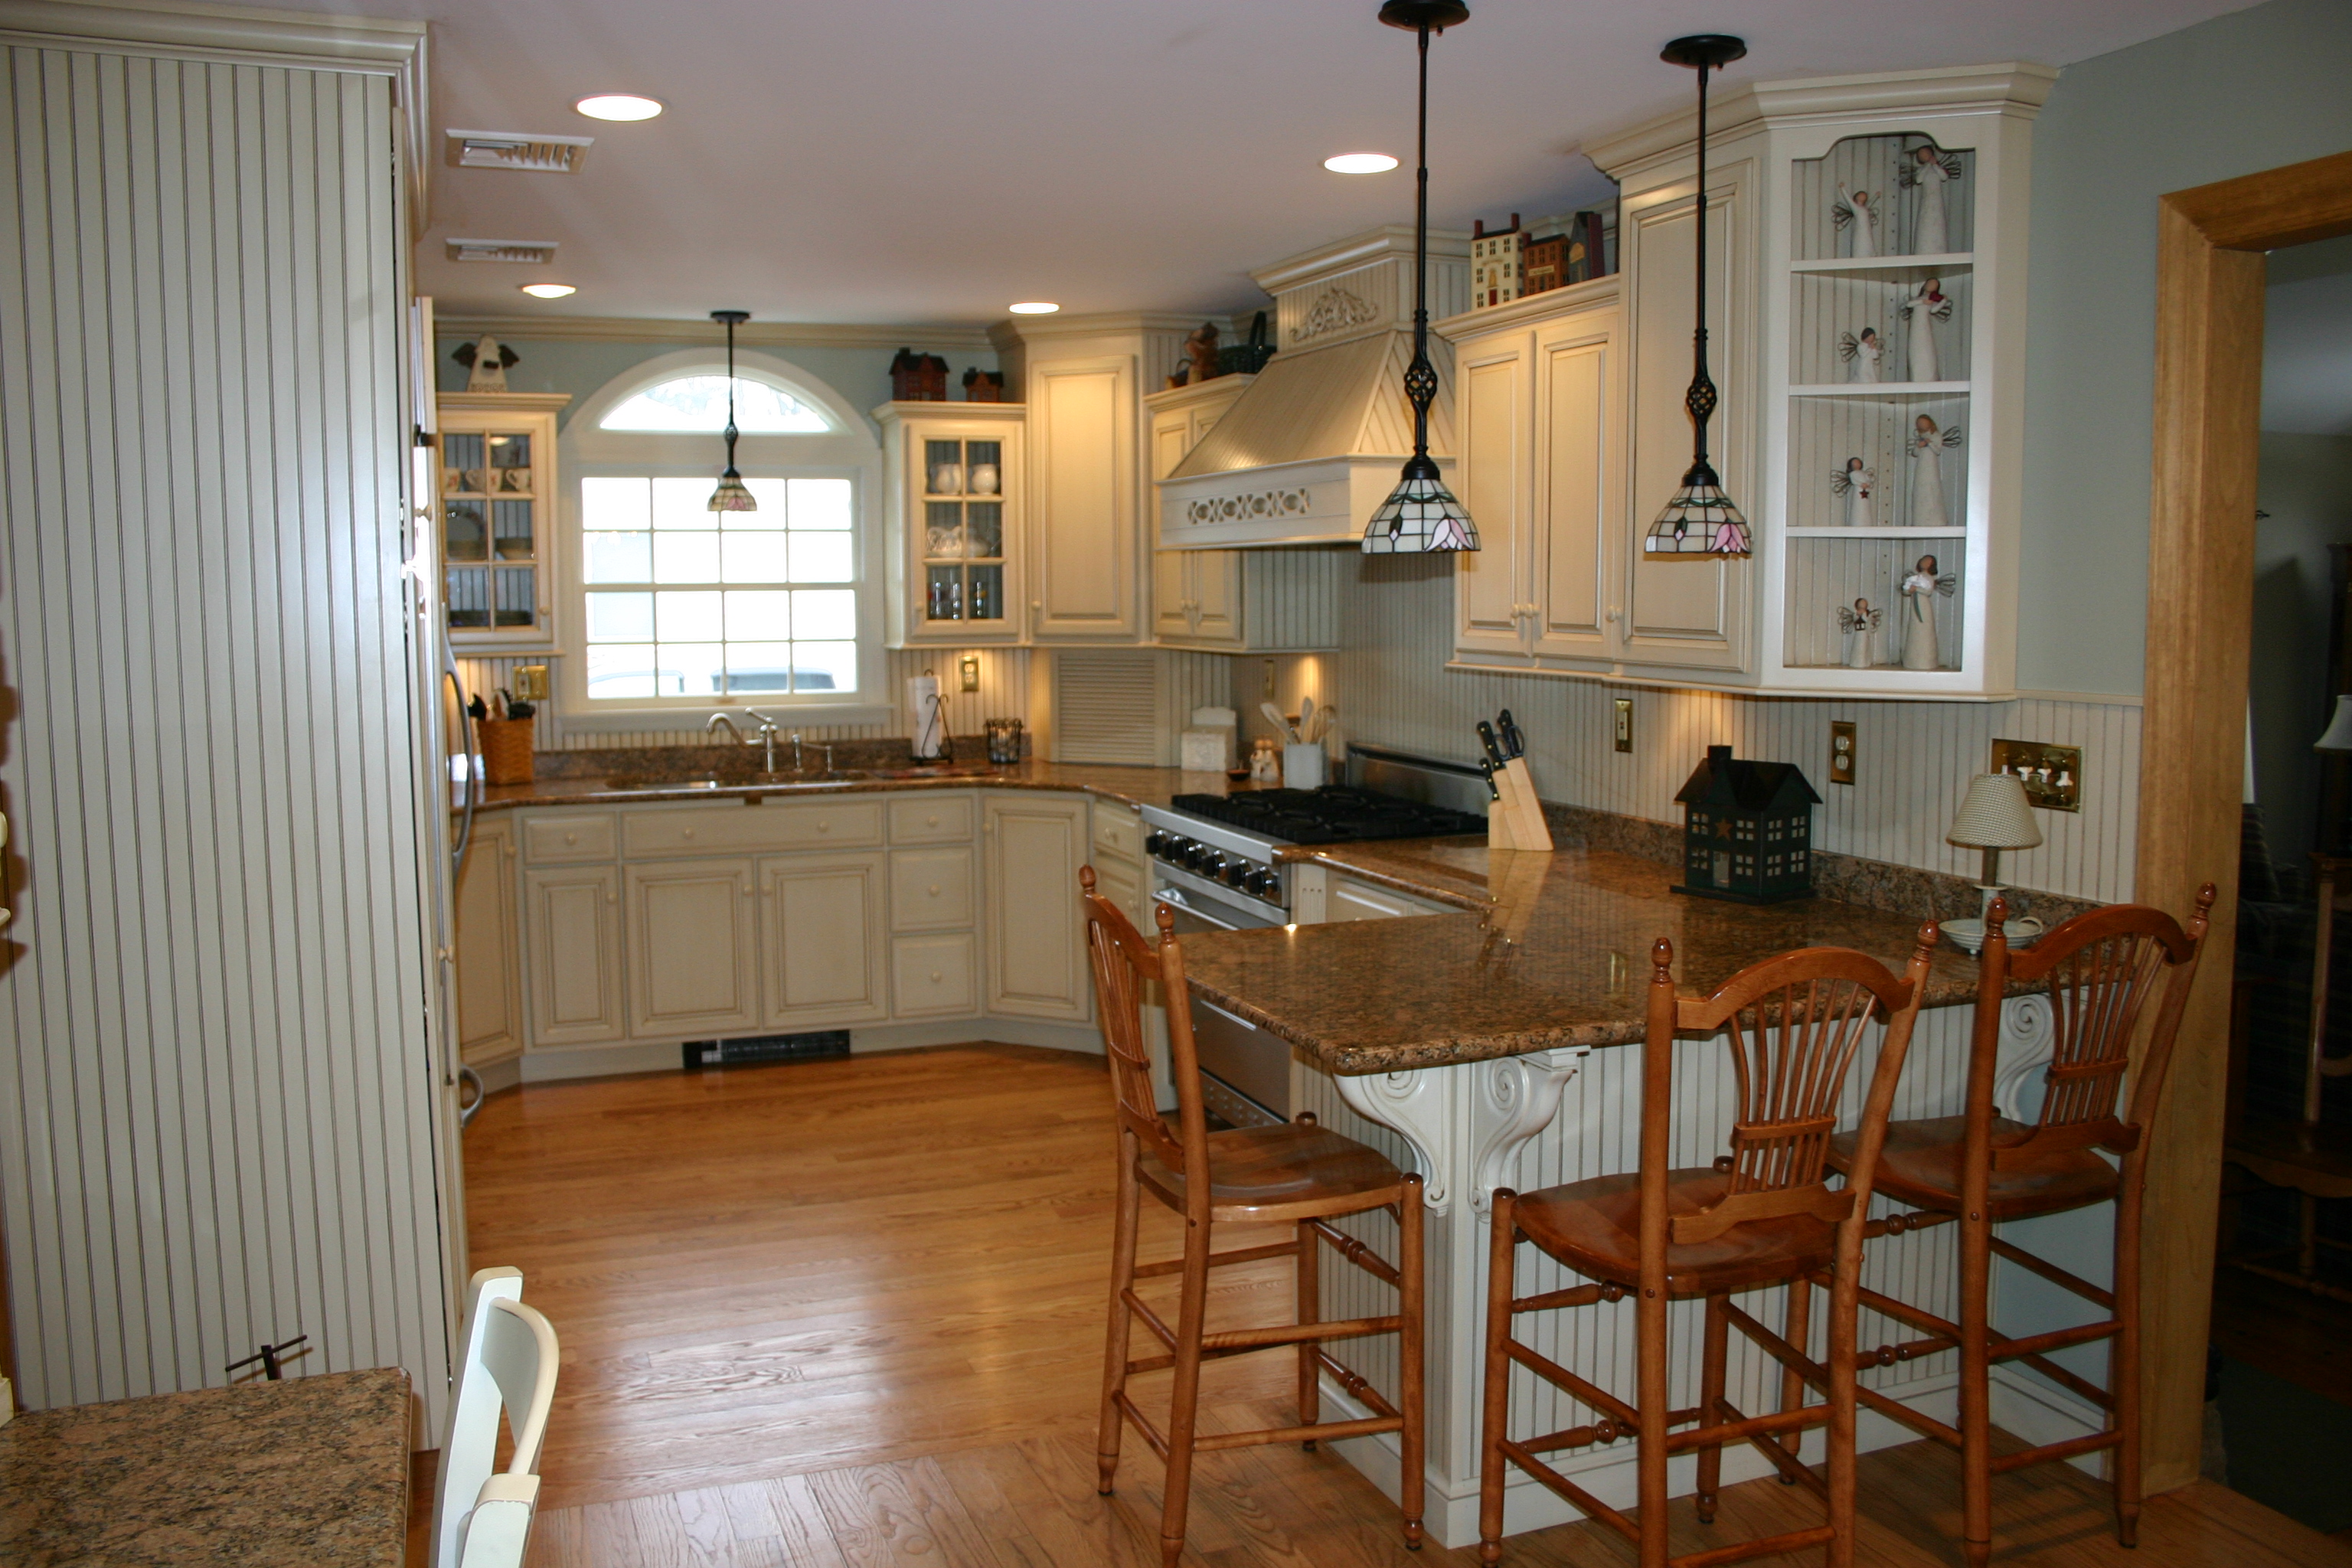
[1244,555,2140,905]
[0,44,448,1417]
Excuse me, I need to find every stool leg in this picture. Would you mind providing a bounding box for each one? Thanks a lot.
[2115,1158,2145,1547]
[1296,1217,1321,1449]
[1399,1174,1426,1550]
[1696,1293,1729,1523]
[1638,1279,1670,1568]
[1158,1215,1212,1568]
[1779,1272,1812,1475]
[1958,1207,1993,1568]
[1096,1132,1143,1495]
[1478,1190,1519,1566]
[1828,1220,1864,1568]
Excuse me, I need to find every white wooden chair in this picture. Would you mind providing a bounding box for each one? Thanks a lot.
[431,1266,560,1568]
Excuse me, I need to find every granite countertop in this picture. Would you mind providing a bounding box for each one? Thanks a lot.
[472,757,1240,814]
[1180,839,2010,1077]
[0,1367,410,1565]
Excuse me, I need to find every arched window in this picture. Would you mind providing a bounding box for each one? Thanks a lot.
[597,374,832,433]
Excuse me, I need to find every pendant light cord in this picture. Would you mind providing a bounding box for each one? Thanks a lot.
[724,318,740,467]
[1402,21,1437,463]
[1687,58,1717,470]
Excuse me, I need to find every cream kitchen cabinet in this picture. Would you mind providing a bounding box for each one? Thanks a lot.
[983,792,1090,1021]
[624,857,761,1039]
[877,401,1027,648]
[522,863,627,1047]
[759,851,890,1027]
[1027,354,1142,642]
[1148,377,1247,647]
[453,814,523,1065]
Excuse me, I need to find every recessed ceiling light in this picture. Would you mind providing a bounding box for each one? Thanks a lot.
[1008,302,1060,315]
[519,283,577,299]
[575,94,663,122]
[1325,152,1399,174]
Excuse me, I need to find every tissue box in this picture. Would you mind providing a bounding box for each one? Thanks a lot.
[1181,728,1235,772]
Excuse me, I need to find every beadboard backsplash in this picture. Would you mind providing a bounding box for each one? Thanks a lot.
[1244,554,2141,906]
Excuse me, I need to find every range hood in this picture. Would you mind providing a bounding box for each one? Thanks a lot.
[1158,227,1466,550]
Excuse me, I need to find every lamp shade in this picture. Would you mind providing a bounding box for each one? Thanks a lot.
[1948,772,2043,851]
[2315,694,2352,753]
[1363,456,1478,554]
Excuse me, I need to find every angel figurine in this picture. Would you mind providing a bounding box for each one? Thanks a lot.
[1898,142,1965,255]
[1900,278,1954,381]
[1838,597,1882,669]
[1838,325,1883,384]
[1900,553,1957,671]
[1831,457,1876,528]
[1831,181,1880,259]
[1907,414,1963,529]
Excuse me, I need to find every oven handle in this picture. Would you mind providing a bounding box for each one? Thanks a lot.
[1153,887,1246,933]
[1195,998,1259,1031]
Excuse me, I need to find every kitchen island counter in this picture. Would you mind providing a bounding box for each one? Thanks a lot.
[1180,839,2014,1076]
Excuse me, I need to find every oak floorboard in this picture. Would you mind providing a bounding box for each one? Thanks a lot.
[805,1455,1009,1568]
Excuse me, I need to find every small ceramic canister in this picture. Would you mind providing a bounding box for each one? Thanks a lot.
[968,463,999,495]
[929,462,964,495]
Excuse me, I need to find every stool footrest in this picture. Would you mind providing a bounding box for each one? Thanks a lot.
[1664,1400,1823,1457]
[1854,1381,1961,1447]
[1307,1218,1400,1287]
[1504,1338,1642,1430]
[1497,1439,1637,1544]
[1132,1240,1298,1279]
[1201,1315,1398,1352]
[1671,1524,1837,1568]
[1988,1236,2115,1311]
[1707,1396,1827,1498]
[1195,1414,1399,1453]
[1989,1427,2121,1474]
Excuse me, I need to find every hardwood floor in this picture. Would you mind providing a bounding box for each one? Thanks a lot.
[449,1043,2352,1567]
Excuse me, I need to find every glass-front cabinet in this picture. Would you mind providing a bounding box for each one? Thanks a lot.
[437,394,569,648]
[877,402,1025,645]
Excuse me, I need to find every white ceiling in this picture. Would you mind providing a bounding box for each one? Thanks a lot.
[2264,235,2352,437]
[315,0,2263,326]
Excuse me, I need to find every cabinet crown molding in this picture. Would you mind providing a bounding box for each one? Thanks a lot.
[436,313,994,352]
[1586,60,2059,181]
[1433,275,1618,342]
[438,390,573,413]
[1249,224,1472,298]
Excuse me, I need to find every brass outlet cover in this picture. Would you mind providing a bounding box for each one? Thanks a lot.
[512,663,550,702]
[1612,697,1633,753]
[1989,738,2082,812]
[958,653,981,693]
[1829,720,1857,786]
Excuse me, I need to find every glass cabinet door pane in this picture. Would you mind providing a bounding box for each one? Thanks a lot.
[967,564,1002,620]
[924,501,964,559]
[494,567,537,627]
[965,502,1002,560]
[926,565,962,621]
[443,433,484,492]
[492,500,534,559]
[446,500,488,560]
[488,432,531,493]
[447,566,491,627]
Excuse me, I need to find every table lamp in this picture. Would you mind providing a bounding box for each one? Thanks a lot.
[1944,771,2043,953]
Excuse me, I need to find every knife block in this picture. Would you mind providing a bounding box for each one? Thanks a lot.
[1487,757,1553,852]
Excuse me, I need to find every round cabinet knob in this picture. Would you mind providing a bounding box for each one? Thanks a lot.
[564,832,578,845]
[682,828,695,839]
[929,970,943,983]
[926,815,939,828]
[818,822,831,834]
[928,884,942,897]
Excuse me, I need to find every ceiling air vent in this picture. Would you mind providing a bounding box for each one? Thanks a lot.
[443,129,593,174]
[445,238,559,264]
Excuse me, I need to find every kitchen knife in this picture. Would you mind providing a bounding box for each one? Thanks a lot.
[1478,757,1502,800]
[1476,720,1508,770]
[1498,708,1525,759]
[466,693,488,722]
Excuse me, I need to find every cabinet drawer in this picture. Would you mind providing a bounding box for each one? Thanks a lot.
[522,812,616,863]
[891,846,976,932]
[1328,876,1452,921]
[1091,803,1142,861]
[893,932,978,1018]
[888,792,975,844]
[622,799,885,857]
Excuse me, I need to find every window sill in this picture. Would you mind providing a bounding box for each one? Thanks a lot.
[555,701,895,734]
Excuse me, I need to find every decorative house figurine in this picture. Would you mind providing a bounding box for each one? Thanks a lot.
[1674,744,1821,904]
[1900,551,1958,670]
[1832,182,1879,258]
[890,348,949,401]
[962,368,1005,402]
[1521,231,1571,295]
[1898,141,1964,255]
[1831,456,1876,528]
[1470,213,1524,309]
[452,334,519,393]
[1907,413,1962,528]
[1838,325,1882,383]
[1838,597,1881,668]
[1900,277,1953,381]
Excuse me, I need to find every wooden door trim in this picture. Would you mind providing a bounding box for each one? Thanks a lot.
[2137,147,2352,1492]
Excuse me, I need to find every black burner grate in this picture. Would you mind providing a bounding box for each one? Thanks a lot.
[1166,787,1485,845]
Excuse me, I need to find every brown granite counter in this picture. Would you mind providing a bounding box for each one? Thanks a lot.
[0,1367,410,1565]
[1180,840,2014,1077]
[472,757,1240,815]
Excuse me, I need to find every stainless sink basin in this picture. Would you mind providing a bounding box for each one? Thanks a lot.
[601,771,867,792]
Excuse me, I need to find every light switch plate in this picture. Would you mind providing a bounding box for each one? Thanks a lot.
[1612,697,1633,753]
[1829,720,1857,786]
[511,664,549,702]
[1989,739,2082,812]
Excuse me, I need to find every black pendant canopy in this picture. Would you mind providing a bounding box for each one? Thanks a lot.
[707,308,756,512]
[1362,0,1478,554]
[1644,34,1750,558]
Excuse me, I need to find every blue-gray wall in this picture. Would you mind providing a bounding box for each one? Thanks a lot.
[2016,0,2352,697]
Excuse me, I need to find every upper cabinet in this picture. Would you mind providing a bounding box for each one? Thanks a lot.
[879,401,1027,646]
[437,393,570,650]
[1027,354,1142,642]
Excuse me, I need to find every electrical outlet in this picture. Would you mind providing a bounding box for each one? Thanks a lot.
[512,664,549,702]
[1612,697,1634,753]
[1989,738,2082,812]
[1263,658,1276,698]
[1829,720,1857,786]
[958,653,980,693]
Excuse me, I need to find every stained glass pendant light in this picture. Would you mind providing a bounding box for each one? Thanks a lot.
[1362,0,1478,555]
[1644,34,1749,557]
[707,309,757,512]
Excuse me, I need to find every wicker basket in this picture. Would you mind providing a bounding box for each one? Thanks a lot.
[477,717,536,785]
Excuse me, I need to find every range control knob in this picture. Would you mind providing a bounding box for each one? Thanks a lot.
[1177,841,1204,870]
[1221,861,1248,887]
[1197,851,1226,877]
[1145,831,1168,856]
[1246,869,1279,897]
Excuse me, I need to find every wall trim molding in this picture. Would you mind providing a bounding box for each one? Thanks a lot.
[436,313,995,353]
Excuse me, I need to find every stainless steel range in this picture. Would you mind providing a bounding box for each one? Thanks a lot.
[1138,748,1488,1125]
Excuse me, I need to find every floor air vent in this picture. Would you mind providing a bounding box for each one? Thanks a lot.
[684,1031,851,1070]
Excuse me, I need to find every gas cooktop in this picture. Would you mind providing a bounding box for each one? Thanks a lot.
[1165,787,1486,846]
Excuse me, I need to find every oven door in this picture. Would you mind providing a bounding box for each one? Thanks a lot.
[1151,882,1290,1126]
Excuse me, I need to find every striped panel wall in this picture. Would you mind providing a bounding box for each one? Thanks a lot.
[1257,556,2139,903]
[0,50,448,1413]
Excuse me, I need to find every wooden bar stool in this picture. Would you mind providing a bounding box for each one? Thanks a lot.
[1478,929,1939,1568]
[1080,868,1426,1566]
[1824,887,2214,1566]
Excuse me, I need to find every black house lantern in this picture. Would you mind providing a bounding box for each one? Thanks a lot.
[1674,745,1821,904]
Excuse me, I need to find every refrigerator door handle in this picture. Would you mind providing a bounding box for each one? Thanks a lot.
[443,641,478,880]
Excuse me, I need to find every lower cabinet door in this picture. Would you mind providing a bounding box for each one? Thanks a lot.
[758,851,890,1027]
[893,931,978,1018]
[455,815,524,1063]
[625,857,759,1039]
[982,793,1090,1021]
[523,864,627,1047]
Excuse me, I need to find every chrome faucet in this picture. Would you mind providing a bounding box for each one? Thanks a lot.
[710,710,786,774]
[706,712,745,746]
[787,730,804,773]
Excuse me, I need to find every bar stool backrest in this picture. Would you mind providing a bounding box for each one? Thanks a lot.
[1973,887,2215,1168]
[1648,930,1939,1251]
[1080,867,1211,1216]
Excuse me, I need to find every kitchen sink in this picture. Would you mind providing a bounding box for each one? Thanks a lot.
[600,771,869,792]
